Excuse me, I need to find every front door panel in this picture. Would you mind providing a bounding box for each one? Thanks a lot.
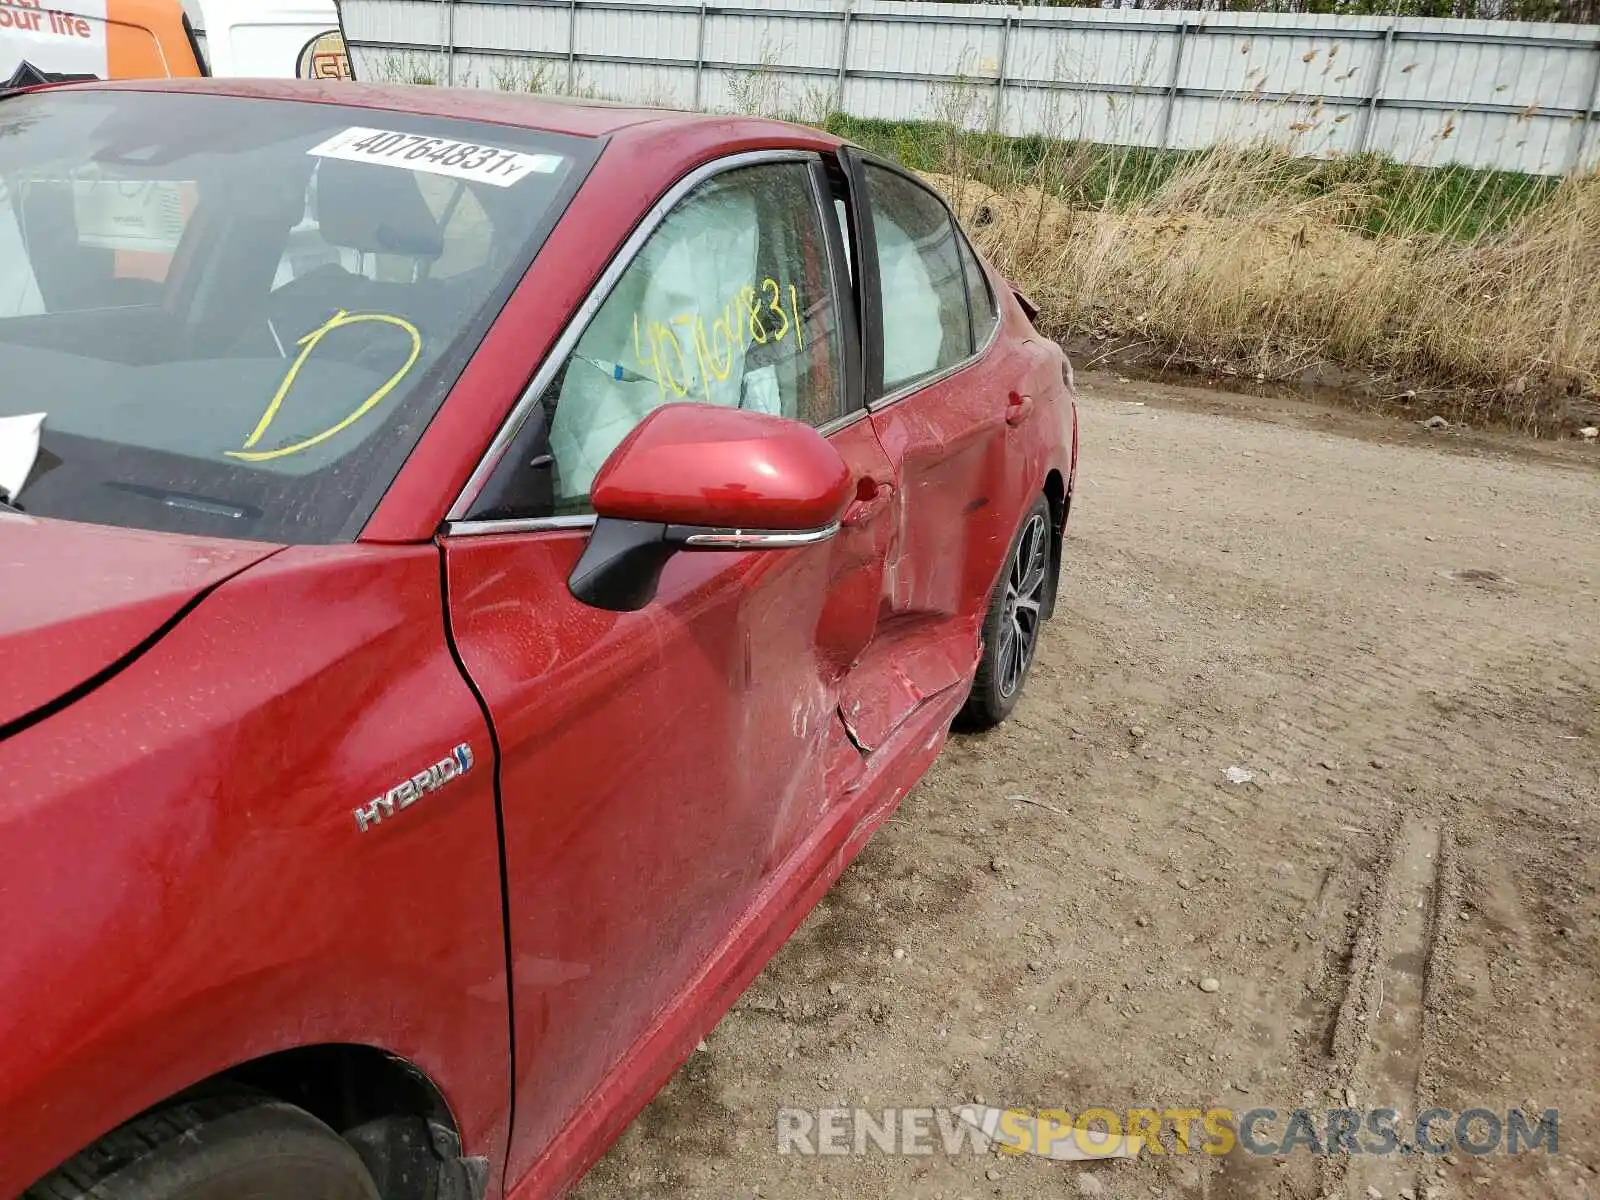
[443,516,881,1184]
[443,149,892,1188]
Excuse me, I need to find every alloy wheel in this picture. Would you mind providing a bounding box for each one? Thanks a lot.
[996,511,1049,699]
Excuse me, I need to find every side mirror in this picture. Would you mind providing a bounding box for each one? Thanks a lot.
[569,403,852,612]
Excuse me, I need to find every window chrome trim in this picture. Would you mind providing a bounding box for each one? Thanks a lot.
[682,522,839,550]
[868,309,1003,414]
[441,515,839,548]
[444,514,596,537]
[816,405,870,437]
[446,147,822,526]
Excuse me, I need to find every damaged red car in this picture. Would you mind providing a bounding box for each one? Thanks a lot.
[0,79,1078,1200]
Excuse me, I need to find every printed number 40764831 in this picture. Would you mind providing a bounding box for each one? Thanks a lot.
[306,126,560,187]
[347,131,520,175]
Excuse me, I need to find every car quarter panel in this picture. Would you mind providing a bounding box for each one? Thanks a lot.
[0,544,510,1198]
[362,121,843,544]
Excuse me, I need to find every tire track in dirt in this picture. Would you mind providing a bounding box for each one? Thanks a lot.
[1337,816,1445,1200]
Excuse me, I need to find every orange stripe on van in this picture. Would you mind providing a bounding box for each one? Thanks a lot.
[104,0,199,78]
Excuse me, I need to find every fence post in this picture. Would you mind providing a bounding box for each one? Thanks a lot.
[692,0,707,109]
[1574,41,1600,174]
[565,0,578,93]
[1157,20,1187,150]
[990,8,1013,134]
[835,0,853,115]
[443,0,455,85]
[1356,23,1396,156]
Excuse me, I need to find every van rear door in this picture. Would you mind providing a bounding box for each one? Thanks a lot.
[184,0,350,78]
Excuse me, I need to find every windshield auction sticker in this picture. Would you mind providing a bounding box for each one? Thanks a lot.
[306,126,562,188]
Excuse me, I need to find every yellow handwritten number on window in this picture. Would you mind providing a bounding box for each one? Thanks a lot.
[632,278,806,402]
[226,309,422,463]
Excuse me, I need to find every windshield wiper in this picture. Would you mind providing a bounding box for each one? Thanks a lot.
[0,486,23,513]
[104,481,258,522]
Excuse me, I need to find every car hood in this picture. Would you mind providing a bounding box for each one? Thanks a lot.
[0,515,281,731]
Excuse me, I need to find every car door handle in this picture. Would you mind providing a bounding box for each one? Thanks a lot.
[1006,390,1035,426]
[841,480,894,527]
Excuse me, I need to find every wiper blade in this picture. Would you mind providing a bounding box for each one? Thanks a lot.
[104,481,259,522]
[0,486,23,514]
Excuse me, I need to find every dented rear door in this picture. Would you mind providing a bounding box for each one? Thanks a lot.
[835,153,1030,751]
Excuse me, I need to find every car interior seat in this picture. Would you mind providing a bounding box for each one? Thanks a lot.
[266,157,447,348]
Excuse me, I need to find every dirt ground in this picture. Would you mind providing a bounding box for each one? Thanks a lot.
[573,373,1600,1200]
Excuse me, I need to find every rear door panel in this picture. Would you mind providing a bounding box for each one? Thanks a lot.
[833,151,1037,748]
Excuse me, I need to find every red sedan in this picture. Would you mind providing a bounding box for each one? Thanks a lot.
[0,79,1077,1200]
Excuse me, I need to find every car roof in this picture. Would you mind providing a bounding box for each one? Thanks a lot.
[75,77,842,146]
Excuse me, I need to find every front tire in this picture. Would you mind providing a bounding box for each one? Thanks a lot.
[25,1092,381,1200]
[959,493,1054,730]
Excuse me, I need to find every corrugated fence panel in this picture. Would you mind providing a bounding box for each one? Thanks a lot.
[1387,33,1593,110]
[1012,23,1176,91]
[853,10,1004,80]
[343,0,437,49]
[453,5,570,57]
[706,10,843,73]
[701,67,835,116]
[1199,25,1360,100]
[576,4,697,61]
[1004,86,1168,145]
[582,61,695,103]
[445,51,537,90]
[845,75,950,123]
[338,0,1600,175]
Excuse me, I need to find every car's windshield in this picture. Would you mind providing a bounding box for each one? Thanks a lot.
[0,89,596,542]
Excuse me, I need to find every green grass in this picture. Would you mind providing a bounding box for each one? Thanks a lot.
[820,113,1558,241]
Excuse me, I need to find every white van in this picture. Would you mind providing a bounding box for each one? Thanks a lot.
[0,0,348,87]
[183,0,350,78]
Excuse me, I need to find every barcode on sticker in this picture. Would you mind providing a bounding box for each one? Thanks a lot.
[307,127,563,188]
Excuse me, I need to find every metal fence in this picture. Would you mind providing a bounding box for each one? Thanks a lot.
[338,0,1600,174]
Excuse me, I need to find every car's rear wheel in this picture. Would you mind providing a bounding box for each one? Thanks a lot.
[25,1092,380,1200]
[959,493,1053,730]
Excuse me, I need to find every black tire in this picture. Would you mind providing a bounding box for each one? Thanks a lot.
[959,492,1054,730]
[25,1091,381,1200]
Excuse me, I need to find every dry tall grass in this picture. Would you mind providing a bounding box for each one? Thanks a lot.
[928,146,1599,432]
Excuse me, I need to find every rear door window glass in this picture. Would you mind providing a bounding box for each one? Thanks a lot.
[861,164,971,392]
[956,227,998,349]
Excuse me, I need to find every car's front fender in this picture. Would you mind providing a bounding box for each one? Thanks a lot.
[0,544,509,1196]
